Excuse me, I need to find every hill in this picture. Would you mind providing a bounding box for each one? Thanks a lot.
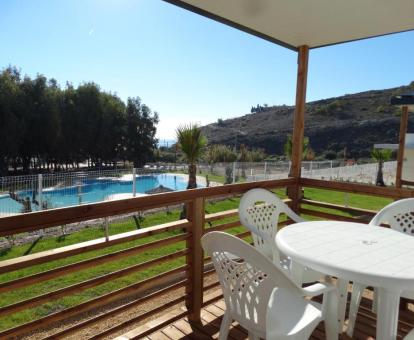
[201,82,414,158]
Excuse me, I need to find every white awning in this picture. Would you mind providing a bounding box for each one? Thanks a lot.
[164,0,414,50]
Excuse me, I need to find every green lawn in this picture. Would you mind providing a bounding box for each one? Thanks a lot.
[0,187,391,331]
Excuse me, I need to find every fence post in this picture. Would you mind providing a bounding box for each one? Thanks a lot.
[232,162,236,183]
[77,182,82,205]
[104,218,109,241]
[132,168,137,197]
[264,162,267,180]
[186,197,205,322]
[344,193,349,208]
[38,174,43,211]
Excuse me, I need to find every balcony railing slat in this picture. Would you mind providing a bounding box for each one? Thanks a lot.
[204,209,238,222]
[0,265,189,338]
[205,220,241,232]
[300,198,377,216]
[0,248,189,317]
[300,178,414,198]
[0,234,189,293]
[0,219,189,274]
[49,280,188,339]
[300,208,368,223]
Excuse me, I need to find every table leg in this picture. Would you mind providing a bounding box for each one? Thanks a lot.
[376,287,400,340]
[336,279,348,333]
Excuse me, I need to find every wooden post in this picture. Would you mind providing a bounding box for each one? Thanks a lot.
[288,45,309,211]
[185,197,205,322]
[396,106,409,188]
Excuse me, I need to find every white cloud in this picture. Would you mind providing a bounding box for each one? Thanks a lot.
[88,28,95,36]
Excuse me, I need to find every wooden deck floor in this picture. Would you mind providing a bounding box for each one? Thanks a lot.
[126,294,414,340]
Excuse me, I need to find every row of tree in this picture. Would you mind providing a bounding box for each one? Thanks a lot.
[206,144,266,164]
[0,67,158,175]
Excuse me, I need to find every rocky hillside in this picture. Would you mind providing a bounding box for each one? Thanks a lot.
[202,82,414,158]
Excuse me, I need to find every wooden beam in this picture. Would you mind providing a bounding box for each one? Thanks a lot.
[396,106,409,188]
[300,198,377,216]
[300,178,414,198]
[0,221,189,274]
[186,197,205,322]
[288,45,309,211]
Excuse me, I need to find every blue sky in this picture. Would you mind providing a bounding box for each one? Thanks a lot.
[1,0,413,139]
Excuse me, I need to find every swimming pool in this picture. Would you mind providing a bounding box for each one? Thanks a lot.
[0,174,194,215]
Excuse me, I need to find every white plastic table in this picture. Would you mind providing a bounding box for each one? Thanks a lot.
[276,220,414,340]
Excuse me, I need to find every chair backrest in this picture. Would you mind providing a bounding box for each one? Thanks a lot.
[201,231,301,336]
[369,198,414,235]
[238,188,304,260]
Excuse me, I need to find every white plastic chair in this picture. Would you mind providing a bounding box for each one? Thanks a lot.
[238,188,321,284]
[347,198,414,337]
[405,329,414,339]
[201,231,339,340]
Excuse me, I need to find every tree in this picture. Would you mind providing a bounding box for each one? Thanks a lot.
[0,66,159,174]
[249,148,266,162]
[371,149,392,186]
[125,97,159,168]
[0,67,22,175]
[176,124,207,189]
[18,74,61,171]
[284,134,310,160]
[208,144,237,163]
[98,92,126,165]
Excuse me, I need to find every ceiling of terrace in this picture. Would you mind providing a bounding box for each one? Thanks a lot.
[164,0,414,50]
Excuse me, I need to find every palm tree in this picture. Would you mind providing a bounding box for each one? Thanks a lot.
[176,124,207,189]
[371,148,392,186]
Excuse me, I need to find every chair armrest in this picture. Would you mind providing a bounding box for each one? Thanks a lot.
[301,282,337,297]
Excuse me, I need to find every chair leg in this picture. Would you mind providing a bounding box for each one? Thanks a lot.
[219,311,231,340]
[346,282,366,337]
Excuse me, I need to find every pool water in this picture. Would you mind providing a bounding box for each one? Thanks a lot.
[0,174,194,215]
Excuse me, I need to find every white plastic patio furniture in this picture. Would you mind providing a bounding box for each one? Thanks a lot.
[201,231,338,340]
[347,198,414,337]
[276,220,414,340]
[238,188,322,284]
[405,329,414,339]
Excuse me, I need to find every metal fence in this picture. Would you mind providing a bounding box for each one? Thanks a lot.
[197,160,395,186]
[0,168,171,216]
[0,160,397,216]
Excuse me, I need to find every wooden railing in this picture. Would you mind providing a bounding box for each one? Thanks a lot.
[0,177,413,339]
[299,178,414,223]
[0,178,294,339]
